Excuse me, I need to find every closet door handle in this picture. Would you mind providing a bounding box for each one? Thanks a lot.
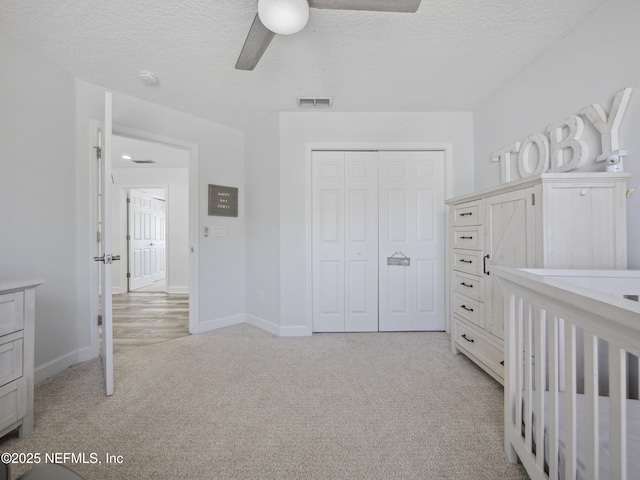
[483,254,490,275]
[461,305,474,312]
[461,334,474,343]
[460,282,473,288]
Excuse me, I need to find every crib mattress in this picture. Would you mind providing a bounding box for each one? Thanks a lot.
[530,391,640,480]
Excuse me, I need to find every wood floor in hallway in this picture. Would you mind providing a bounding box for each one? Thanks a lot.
[112,293,189,353]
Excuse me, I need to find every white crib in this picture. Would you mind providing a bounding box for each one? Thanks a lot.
[493,267,640,480]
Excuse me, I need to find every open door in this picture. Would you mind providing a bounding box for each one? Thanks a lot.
[94,92,116,395]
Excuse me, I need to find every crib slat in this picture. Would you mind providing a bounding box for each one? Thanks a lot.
[609,346,627,480]
[504,291,519,464]
[584,332,599,480]
[524,301,533,451]
[516,295,523,427]
[565,321,578,480]
[535,307,546,472]
[549,315,560,480]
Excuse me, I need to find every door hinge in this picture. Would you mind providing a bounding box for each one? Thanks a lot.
[126,272,131,278]
[97,314,102,326]
[97,231,101,243]
[95,146,102,160]
[531,193,535,206]
[126,235,130,241]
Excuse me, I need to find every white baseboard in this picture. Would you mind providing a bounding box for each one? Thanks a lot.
[167,286,189,294]
[194,314,244,334]
[35,346,95,385]
[245,314,311,337]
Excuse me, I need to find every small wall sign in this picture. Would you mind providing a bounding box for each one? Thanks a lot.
[208,184,238,217]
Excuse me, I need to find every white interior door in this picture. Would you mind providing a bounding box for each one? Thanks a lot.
[97,92,115,396]
[312,150,445,333]
[152,198,166,282]
[378,150,445,331]
[312,151,379,332]
[128,189,155,291]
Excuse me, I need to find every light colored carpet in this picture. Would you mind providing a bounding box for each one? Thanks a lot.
[1,324,528,479]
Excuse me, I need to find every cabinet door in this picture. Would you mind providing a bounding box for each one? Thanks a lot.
[484,188,535,339]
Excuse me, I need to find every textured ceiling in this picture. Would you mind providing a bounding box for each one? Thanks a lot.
[0,0,608,130]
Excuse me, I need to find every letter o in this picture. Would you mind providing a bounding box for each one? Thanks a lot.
[518,133,550,178]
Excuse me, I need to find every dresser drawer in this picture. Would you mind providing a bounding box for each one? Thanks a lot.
[453,292,484,328]
[0,292,24,337]
[0,332,23,388]
[0,378,26,433]
[452,200,482,227]
[452,249,483,276]
[452,226,483,251]
[452,271,483,302]
[454,317,503,379]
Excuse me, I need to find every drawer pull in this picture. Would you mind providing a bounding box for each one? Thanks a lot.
[461,305,474,312]
[460,282,473,288]
[461,334,474,343]
[459,259,472,264]
[459,212,473,217]
[500,361,505,366]
[460,236,473,240]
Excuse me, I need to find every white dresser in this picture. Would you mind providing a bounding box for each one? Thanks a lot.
[446,173,629,383]
[0,279,42,438]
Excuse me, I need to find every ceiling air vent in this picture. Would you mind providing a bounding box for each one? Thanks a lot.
[297,97,333,108]
[132,159,155,164]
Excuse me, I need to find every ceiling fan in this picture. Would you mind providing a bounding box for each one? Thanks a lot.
[236,0,422,70]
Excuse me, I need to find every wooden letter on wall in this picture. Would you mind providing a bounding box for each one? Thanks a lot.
[546,115,588,172]
[580,87,633,162]
[491,142,521,183]
[517,134,549,178]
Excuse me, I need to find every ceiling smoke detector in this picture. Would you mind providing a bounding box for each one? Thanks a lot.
[139,70,159,86]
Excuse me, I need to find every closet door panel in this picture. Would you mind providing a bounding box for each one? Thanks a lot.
[344,152,379,332]
[312,152,346,332]
[378,151,445,331]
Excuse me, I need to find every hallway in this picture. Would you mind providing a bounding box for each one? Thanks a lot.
[112,290,189,353]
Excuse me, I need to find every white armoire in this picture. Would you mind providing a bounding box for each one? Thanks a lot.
[446,173,629,383]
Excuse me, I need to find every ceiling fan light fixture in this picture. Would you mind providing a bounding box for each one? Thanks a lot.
[258,0,309,35]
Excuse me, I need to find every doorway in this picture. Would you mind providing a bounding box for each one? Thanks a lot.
[107,132,193,351]
[311,150,446,332]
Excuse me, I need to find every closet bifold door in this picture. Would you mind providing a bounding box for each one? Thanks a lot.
[378,151,445,332]
[312,151,379,332]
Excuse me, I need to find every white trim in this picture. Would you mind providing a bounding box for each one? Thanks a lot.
[305,142,454,334]
[34,346,94,385]
[194,314,245,334]
[245,314,313,337]
[167,286,189,294]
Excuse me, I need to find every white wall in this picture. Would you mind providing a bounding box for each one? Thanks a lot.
[474,0,640,268]
[277,111,474,331]
[244,114,281,332]
[75,80,246,336]
[111,168,189,294]
[0,33,89,377]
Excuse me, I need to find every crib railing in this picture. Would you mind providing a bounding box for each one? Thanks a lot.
[494,267,640,480]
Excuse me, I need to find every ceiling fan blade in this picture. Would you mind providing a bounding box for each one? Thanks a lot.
[235,14,276,71]
[308,0,421,13]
